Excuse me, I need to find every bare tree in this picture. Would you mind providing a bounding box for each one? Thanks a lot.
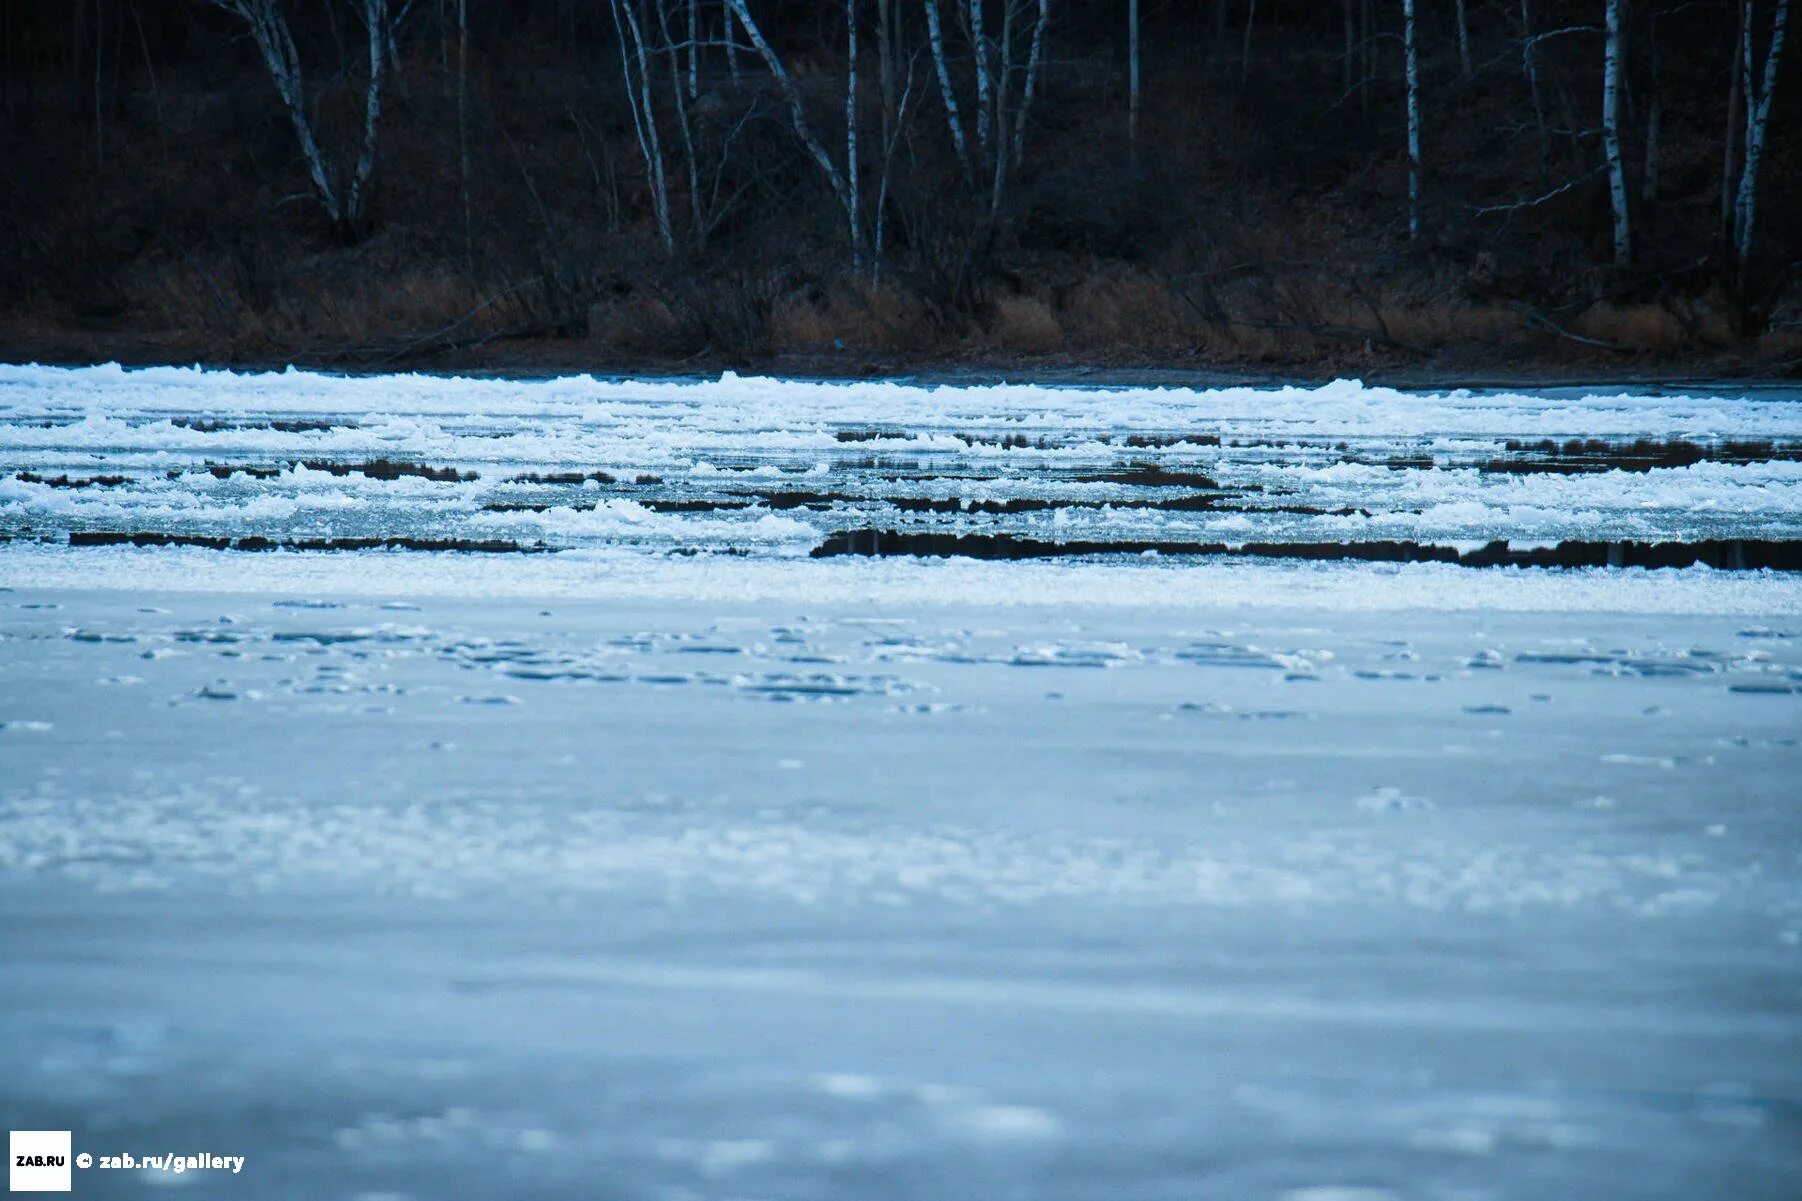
[1602,0,1630,265]
[923,0,974,182]
[919,0,1050,213]
[726,0,859,250]
[206,0,394,237]
[1734,0,1791,285]
[610,0,675,252]
[1011,0,1048,167]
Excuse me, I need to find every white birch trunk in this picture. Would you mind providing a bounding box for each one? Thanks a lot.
[847,0,862,265]
[1602,0,1631,266]
[986,0,1013,218]
[210,0,345,227]
[1011,0,1048,167]
[922,0,974,182]
[725,0,857,245]
[971,0,991,157]
[610,0,674,252]
[725,0,740,82]
[1129,0,1140,142]
[656,0,705,242]
[686,0,698,98]
[1735,0,1791,281]
[345,0,388,231]
[1404,0,1420,241]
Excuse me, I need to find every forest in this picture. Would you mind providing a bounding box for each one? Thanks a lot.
[0,0,1796,373]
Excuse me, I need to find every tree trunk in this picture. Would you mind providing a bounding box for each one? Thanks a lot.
[1642,20,1660,202]
[725,0,740,81]
[847,0,862,265]
[1404,0,1420,241]
[610,0,674,252]
[345,0,389,233]
[878,0,897,154]
[1011,0,1049,167]
[922,0,974,183]
[457,0,471,260]
[726,0,857,247]
[1602,0,1631,266]
[656,0,705,244]
[1129,0,1140,143]
[1735,0,1792,285]
[987,0,1013,219]
[1456,0,1471,79]
[212,0,347,228]
[1722,1,1744,242]
[1242,0,1258,79]
[971,0,990,156]
[686,0,698,98]
[1342,0,1354,93]
[93,0,105,169]
[1521,0,1549,177]
[1360,0,1373,117]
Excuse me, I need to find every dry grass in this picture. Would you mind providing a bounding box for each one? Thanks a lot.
[1379,302,1519,349]
[1571,302,1689,352]
[989,296,1063,353]
[588,296,682,353]
[767,286,933,354]
[1057,267,1189,349]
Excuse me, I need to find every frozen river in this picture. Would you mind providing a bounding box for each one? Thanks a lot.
[1,366,1799,1200]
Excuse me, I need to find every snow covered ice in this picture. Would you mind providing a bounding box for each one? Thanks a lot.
[1,365,1799,1200]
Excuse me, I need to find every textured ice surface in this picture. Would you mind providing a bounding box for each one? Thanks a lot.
[2,588,1800,1201]
[1,368,1800,1200]
[5,364,1802,553]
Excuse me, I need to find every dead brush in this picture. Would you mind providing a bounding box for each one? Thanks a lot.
[989,296,1063,354]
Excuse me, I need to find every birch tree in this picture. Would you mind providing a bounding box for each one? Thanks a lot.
[1733,0,1791,284]
[1404,0,1421,241]
[205,0,393,237]
[1011,0,1048,168]
[846,0,862,269]
[1601,0,1630,266]
[1128,0,1140,143]
[725,0,858,251]
[610,0,675,252]
[923,0,975,183]
[971,0,991,156]
[918,0,1049,216]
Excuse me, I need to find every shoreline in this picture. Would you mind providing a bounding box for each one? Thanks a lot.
[3,341,1800,392]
